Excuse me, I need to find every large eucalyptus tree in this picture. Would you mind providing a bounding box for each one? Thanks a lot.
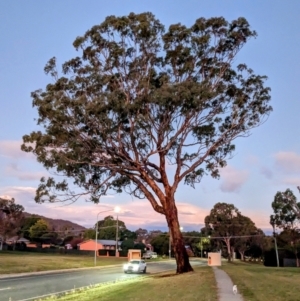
[22,12,272,273]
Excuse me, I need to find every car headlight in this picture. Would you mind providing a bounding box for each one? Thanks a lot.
[123,264,128,269]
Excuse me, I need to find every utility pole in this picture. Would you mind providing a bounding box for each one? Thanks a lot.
[115,214,119,257]
[273,232,280,268]
[270,215,279,267]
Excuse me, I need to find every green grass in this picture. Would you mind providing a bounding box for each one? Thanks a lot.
[221,261,300,301]
[0,252,127,274]
[43,267,217,301]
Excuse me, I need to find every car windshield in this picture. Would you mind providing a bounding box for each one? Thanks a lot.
[129,260,140,264]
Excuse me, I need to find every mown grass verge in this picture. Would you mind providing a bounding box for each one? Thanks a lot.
[41,266,217,301]
[0,251,127,274]
[221,261,300,301]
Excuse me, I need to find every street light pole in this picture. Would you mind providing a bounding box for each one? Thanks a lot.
[94,207,121,267]
[200,233,203,258]
[270,216,279,268]
[115,214,119,257]
[273,226,280,268]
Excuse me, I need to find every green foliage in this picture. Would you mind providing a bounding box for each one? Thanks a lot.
[120,229,137,240]
[205,203,242,237]
[29,219,50,241]
[151,234,169,255]
[134,242,147,253]
[96,216,126,240]
[205,202,260,260]
[120,238,135,253]
[21,12,272,273]
[22,12,271,208]
[19,216,41,239]
[270,189,300,262]
[270,188,300,230]
[84,228,96,239]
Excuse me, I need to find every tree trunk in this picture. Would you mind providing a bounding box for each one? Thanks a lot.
[239,250,245,261]
[231,246,235,261]
[224,238,232,262]
[295,250,299,267]
[165,196,193,274]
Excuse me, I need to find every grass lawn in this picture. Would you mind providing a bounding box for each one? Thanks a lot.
[0,252,128,274]
[43,266,217,301]
[221,261,300,301]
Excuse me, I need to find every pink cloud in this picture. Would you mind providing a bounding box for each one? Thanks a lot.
[5,163,46,181]
[0,140,34,159]
[219,165,249,192]
[274,151,300,174]
[241,209,272,230]
[0,186,271,231]
[245,155,259,165]
[282,177,300,187]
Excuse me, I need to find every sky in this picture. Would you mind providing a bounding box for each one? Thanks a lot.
[0,0,300,233]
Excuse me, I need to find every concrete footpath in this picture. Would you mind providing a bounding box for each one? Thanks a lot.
[212,267,244,301]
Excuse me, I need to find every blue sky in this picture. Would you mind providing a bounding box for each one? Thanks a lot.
[0,1,300,232]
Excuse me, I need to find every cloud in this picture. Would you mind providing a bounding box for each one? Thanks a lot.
[260,166,273,179]
[0,185,272,231]
[274,151,300,174]
[245,155,259,165]
[241,209,272,230]
[0,140,34,160]
[5,163,45,181]
[219,166,249,192]
[282,177,300,187]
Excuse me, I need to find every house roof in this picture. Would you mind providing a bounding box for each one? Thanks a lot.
[6,237,30,243]
[78,239,122,246]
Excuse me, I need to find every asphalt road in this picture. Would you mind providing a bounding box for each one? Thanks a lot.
[0,259,206,301]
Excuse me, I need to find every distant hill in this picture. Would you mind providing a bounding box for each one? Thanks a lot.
[23,212,86,235]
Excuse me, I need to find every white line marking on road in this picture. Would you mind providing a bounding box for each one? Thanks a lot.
[0,287,11,291]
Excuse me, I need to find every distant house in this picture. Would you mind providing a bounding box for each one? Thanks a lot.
[6,237,30,245]
[65,243,73,250]
[78,239,122,251]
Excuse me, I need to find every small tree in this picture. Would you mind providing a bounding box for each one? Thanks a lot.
[83,228,96,239]
[205,202,242,261]
[120,238,135,254]
[151,234,169,255]
[96,216,126,240]
[0,197,24,250]
[19,216,41,239]
[234,215,259,261]
[271,189,300,266]
[29,219,50,242]
[22,12,272,273]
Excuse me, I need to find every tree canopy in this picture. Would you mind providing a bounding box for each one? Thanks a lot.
[270,188,300,230]
[19,216,41,239]
[205,202,260,261]
[29,219,50,241]
[0,197,24,249]
[21,12,272,273]
[96,215,126,240]
[270,188,300,266]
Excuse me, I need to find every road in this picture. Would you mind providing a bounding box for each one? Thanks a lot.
[0,259,206,301]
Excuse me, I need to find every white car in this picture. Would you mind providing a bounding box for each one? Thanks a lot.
[123,260,147,274]
[150,252,158,258]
